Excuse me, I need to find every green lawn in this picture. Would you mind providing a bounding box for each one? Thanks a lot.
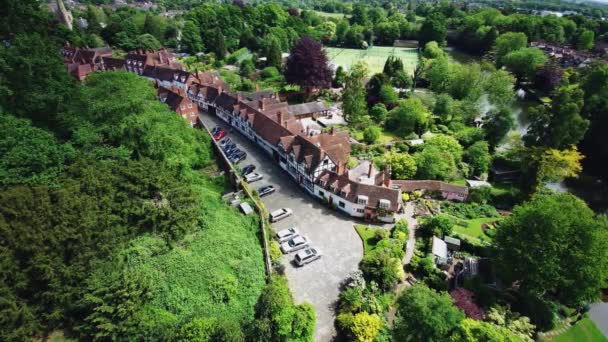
[554,317,607,342]
[325,46,419,75]
[355,225,382,256]
[452,216,501,244]
[351,127,400,144]
[314,11,347,19]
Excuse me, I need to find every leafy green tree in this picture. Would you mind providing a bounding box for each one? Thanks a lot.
[387,98,431,136]
[418,12,447,46]
[485,70,516,106]
[465,141,491,177]
[484,107,514,150]
[433,94,455,123]
[181,21,204,53]
[251,276,315,341]
[370,103,388,123]
[493,32,528,66]
[239,58,255,77]
[420,214,454,237]
[493,193,608,306]
[394,284,465,341]
[414,146,458,180]
[383,56,405,77]
[0,113,73,186]
[363,126,381,144]
[525,85,588,149]
[382,152,417,179]
[214,29,227,59]
[334,66,347,87]
[426,56,452,94]
[425,135,463,163]
[379,84,398,106]
[266,36,283,70]
[360,250,404,290]
[503,48,548,80]
[577,29,595,51]
[423,41,446,59]
[450,63,485,102]
[342,62,369,123]
[135,33,162,50]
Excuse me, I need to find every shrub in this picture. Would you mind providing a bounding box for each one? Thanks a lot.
[360,250,405,290]
[392,219,409,240]
[441,202,499,219]
[336,312,383,342]
[363,126,382,144]
[468,186,492,204]
[338,287,365,314]
[269,240,282,263]
[261,66,280,79]
[374,228,390,241]
[402,193,410,202]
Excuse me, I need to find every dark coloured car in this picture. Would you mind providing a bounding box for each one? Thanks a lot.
[257,185,275,197]
[219,137,232,146]
[242,164,256,176]
[212,126,222,134]
[230,151,247,164]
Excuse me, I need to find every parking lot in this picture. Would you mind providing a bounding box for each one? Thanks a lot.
[199,112,363,341]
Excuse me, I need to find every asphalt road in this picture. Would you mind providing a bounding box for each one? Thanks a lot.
[590,303,608,338]
[199,112,363,341]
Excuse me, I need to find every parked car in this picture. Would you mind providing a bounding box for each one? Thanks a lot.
[270,208,293,222]
[257,185,275,197]
[294,248,321,266]
[211,126,222,134]
[219,137,232,146]
[281,235,309,254]
[213,129,227,141]
[245,172,263,183]
[226,148,240,159]
[242,164,256,176]
[276,227,299,243]
[223,143,237,153]
[230,151,247,164]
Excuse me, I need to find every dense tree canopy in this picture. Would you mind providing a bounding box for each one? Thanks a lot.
[394,284,465,341]
[493,193,608,306]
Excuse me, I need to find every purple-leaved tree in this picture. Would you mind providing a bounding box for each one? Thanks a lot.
[284,37,332,95]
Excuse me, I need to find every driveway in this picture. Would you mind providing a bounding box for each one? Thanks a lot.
[590,303,608,338]
[199,112,363,341]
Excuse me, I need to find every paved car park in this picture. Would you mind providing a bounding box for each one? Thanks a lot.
[199,112,363,341]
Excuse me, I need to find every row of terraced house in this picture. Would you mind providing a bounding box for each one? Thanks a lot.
[61,45,403,222]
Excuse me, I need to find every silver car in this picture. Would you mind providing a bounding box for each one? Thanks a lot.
[245,172,263,183]
[294,248,322,266]
[280,235,309,254]
[276,227,300,243]
[269,208,293,222]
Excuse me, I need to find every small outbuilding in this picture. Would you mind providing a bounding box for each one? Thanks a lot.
[444,236,461,251]
[432,236,448,266]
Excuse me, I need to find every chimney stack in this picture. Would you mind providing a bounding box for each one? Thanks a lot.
[277,111,283,125]
[383,165,391,187]
[330,127,335,135]
[368,162,373,177]
[259,99,265,111]
[237,92,243,102]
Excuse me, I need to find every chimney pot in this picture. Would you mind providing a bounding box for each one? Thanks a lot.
[277,111,283,124]
[368,163,373,177]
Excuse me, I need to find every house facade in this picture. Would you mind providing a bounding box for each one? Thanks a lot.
[61,46,403,222]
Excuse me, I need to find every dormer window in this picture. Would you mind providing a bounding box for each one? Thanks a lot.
[181,105,185,110]
[127,60,131,65]
[340,190,347,198]
[320,180,327,187]
[188,103,193,109]
[180,75,186,82]
[357,195,368,205]
[173,73,179,80]
[138,61,142,67]
[379,199,391,209]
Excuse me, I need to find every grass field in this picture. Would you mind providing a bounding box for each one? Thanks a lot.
[452,216,501,244]
[314,11,347,19]
[553,317,607,342]
[355,225,380,256]
[325,46,419,75]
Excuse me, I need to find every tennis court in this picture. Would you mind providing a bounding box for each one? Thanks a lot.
[325,46,419,75]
